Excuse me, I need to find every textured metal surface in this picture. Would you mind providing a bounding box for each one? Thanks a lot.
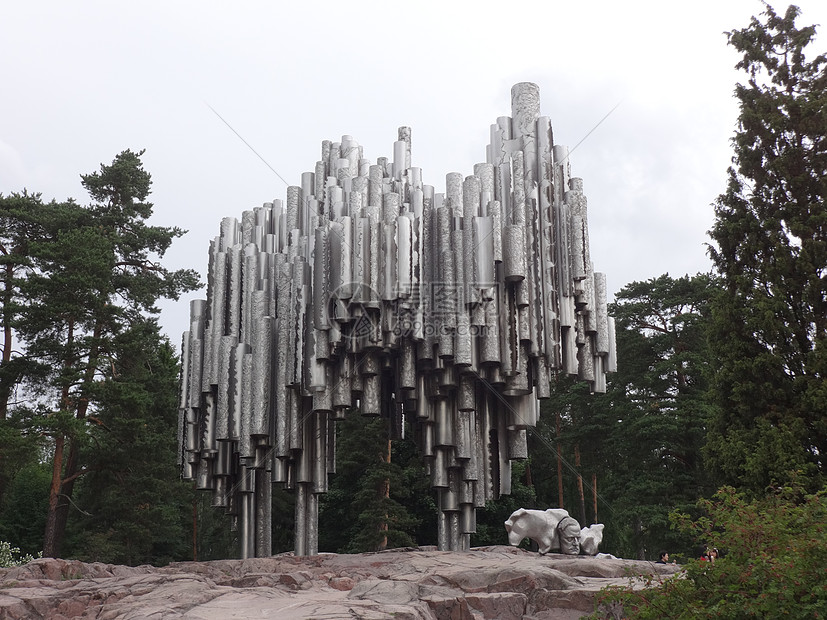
[179,83,616,557]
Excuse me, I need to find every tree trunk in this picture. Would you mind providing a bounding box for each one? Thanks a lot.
[524,460,534,492]
[379,437,391,551]
[0,261,14,419]
[48,437,80,557]
[50,365,95,556]
[43,434,66,557]
[43,316,100,558]
[556,412,564,508]
[43,362,74,559]
[634,515,645,560]
[192,495,198,561]
[592,473,598,524]
[575,444,586,525]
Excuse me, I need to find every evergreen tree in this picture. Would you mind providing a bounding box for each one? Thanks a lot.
[0,462,50,558]
[0,194,68,508]
[707,4,827,492]
[0,408,45,513]
[0,191,48,421]
[270,485,296,555]
[318,414,427,553]
[2,150,200,557]
[471,460,537,548]
[65,329,193,566]
[607,275,716,559]
[533,274,716,559]
[192,492,238,561]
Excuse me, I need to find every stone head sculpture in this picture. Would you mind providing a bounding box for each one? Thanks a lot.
[555,516,582,555]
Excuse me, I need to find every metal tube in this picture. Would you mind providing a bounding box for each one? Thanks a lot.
[179,83,618,559]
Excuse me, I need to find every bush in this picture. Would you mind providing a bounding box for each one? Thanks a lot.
[0,541,37,568]
[591,484,827,619]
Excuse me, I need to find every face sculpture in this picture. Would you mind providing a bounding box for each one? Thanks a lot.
[558,518,581,555]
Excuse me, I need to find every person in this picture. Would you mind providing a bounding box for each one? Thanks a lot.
[656,550,670,564]
[700,547,718,562]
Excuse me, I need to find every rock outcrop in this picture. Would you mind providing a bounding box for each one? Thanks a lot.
[0,546,679,619]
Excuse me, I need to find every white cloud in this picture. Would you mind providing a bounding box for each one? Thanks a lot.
[0,141,26,191]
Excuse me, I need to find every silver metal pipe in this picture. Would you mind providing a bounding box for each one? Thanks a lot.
[179,82,617,558]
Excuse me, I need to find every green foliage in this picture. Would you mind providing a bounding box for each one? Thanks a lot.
[270,485,296,555]
[592,485,827,618]
[64,330,194,566]
[192,493,237,561]
[0,463,50,558]
[0,150,201,558]
[0,191,55,419]
[531,274,716,560]
[319,414,430,553]
[707,4,827,492]
[0,412,45,509]
[471,460,537,548]
[387,424,438,547]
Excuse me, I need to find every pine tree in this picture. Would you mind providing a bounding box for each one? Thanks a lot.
[318,414,426,553]
[0,191,46,420]
[1,195,83,519]
[533,274,716,559]
[65,328,194,566]
[707,4,827,492]
[4,150,200,557]
[606,274,716,559]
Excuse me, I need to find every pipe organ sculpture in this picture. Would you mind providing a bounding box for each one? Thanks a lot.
[178,82,617,558]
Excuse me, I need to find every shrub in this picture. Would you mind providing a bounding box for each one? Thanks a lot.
[0,541,37,568]
[591,484,827,618]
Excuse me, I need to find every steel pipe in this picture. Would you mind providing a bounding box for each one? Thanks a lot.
[179,83,617,556]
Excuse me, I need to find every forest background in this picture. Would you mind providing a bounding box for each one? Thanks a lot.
[0,7,824,614]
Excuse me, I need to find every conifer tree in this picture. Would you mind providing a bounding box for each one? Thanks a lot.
[318,414,427,553]
[533,274,716,559]
[0,191,45,421]
[66,329,193,566]
[3,150,200,557]
[707,4,827,491]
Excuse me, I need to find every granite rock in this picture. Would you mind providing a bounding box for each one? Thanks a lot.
[0,546,680,619]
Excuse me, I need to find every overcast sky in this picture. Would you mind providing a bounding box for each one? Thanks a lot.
[3,1,826,343]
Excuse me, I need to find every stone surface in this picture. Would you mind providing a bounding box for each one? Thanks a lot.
[0,546,679,619]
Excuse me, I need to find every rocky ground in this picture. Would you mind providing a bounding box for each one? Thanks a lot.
[0,545,680,619]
